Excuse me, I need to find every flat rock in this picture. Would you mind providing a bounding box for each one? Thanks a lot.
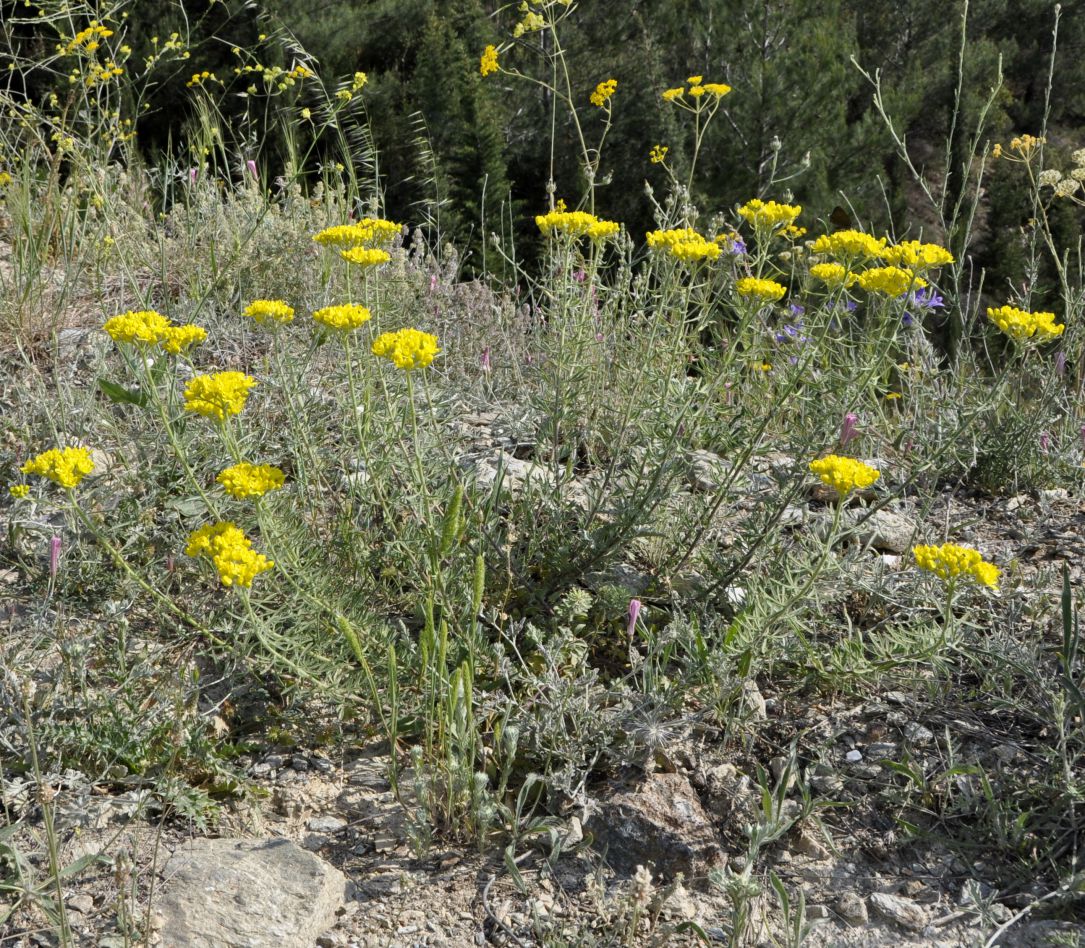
[814,508,918,554]
[585,772,724,881]
[869,891,928,931]
[156,838,346,947]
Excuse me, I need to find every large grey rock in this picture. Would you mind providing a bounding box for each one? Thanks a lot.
[869,891,928,932]
[585,772,724,881]
[813,508,918,554]
[156,838,346,947]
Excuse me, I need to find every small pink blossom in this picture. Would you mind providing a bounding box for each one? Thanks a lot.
[245,159,258,180]
[49,536,61,579]
[840,412,859,448]
[480,346,492,372]
[1040,431,1051,454]
[627,599,641,637]
[188,167,198,186]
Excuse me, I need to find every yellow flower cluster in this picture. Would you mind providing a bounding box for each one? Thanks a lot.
[480,45,499,77]
[82,61,124,86]
[186,71,220,88]
[104,310,207,356]
[312,304,372,331]
[736,277,787,302]
[312,218,401,248]
[646,227,721,262]
[914,543,1000,589]
[590,79,617,107]
[857,266,926,297]
[536,210,620,241]
[185,522,274,588]
[993,134,1045,160]
[986,305,1064,343]
[183,372,257,422]
[738,199,802,231]
[372,328,440,370]
[811,230,886,260]
[649,144,668,164]
[217,463,285,499]
[9,484,30,499]
[661,78,731,102]
[809,262,854,287]
[21,447,95,489]
[64,22,113,54]
[808,455,880,497]
[340,247,392,268]
[880,240,955,270]
[243,299,295,324]
[513,10,546,36]
[161,324,208,354]
[0,172,11,189]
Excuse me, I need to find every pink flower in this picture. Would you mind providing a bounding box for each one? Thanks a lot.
[49,535,61,579]
[480,346,492,372]
[627,599,641,636]
[245,159,258,180]
[840,412,859,448]
[1040,431,1051,454]
[188,167,198,186]
[429,274,438,294]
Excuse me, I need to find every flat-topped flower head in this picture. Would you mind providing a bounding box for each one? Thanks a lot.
[811,230,886,260]
[312,218,401,249]
[371,328,440,370]
[646,227,721,263]
[312,303,372,331]
[914,543,999,590]
[9,484,30,499]
[810,262,855,287]
[590,78,617,108]
[185,521,273,588]
[536,209,597,237]
[736,277,786,302]
[103,309,172,346]
[809,455,880,497]
[217,462,285,499]
[183,372,257,422]
[340,247,391,268]
[243,299,295,324]
[161,324,207,355]
[880,241,955,270]
[738,198,802,232]
[21,447,95,489]
[857,266,926,297]
[987,304,1064,344]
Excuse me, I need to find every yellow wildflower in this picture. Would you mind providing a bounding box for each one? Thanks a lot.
[183,372,257,422]
[986,304,1064,344]
[702,82,731,96]
[649,144,668,164]
[646,227,721,262]
[686,75,703,85]
[9,484,30,499]
[809,455,880,497]
[738,198,802,232]
[160,324,207,355]
[914,543,1000,590]
[340,247,391,267]
[479,44,499,77]
[880,240,955,270]
[736,277,786,302]
[312,304,372,331]
[857,266,925,297]
[811,230,886,260]
[185,522,274,588]
[243,299,295,324]
[513,11,545,36]
[217,463,285,499]
[590,78,617,108]
[587,220,620,241]
[809,262,854,287]
[661,87,684,102]
[21,447,95,489]
[371,328,440,370]
[103,309,172,345]
[313,218,400,248]
[536,209,619,239]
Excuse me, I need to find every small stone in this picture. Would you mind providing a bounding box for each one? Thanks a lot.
[791,830,828,860]
[743,681,767,721]
[870,892,928,931]
[290,756,310,771]
[904,723,934,745]
[68,893,94,914]
[835,892,868,926]
[845,750,863,763]
[688,449,730,491]
[807,904,830,920]
[865,742,897,760]
[308,816,348,833]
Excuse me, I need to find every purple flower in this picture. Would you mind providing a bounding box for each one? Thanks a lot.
[840,412,859,447]
[245,159,258,180]
[49,535,61,579]
[844,300,858,312]
[480,346,491,372]
[573,268,587,284]
[902,311,915,327]
[912,288,945,309]
[188,167,198,186]
[627,599,641,636]
[788,303,805,317]
[1040,431,1051,454]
